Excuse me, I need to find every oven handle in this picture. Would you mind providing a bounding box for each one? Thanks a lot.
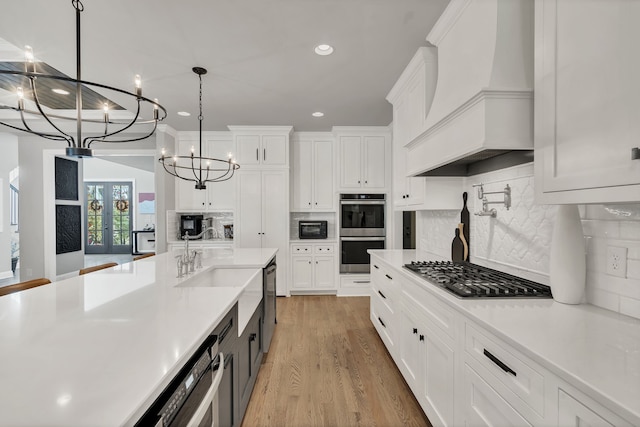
[340,200,385,205]
[185,352,224,427]
[340,236,386,241]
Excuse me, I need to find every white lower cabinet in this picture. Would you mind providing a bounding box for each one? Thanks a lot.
[368,254,634,427]
[462,363,533,427]
[290,243,336,292]
[399,281,455,427]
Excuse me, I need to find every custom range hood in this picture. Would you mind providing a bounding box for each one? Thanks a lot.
[404,0,534,177]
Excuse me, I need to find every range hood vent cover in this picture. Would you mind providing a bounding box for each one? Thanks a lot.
[404,0,534,177]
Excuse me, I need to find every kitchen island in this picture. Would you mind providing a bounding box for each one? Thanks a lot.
[0,247,277,427]
[369,249,640,426]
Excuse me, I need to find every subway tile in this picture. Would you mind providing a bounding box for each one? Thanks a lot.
[628,259,640,280]
[619,221,640,241]
[620,296,640,320]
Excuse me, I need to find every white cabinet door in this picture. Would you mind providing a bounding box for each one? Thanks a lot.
[535,0,640,203]
[314,256,335,289]
[235,135,261,167]
[363,136,386,189]
[236,171,262,248]
[463,364,533,427]
[291,256,313,289]
[558,390,616,427]
[261,135,287,166]
[205,137,236,210]
[339,136,363,189]
[313,139,334,210]
[262,170,288,249]
[291,140,313,211]
[398,308,421,390]
[420,328,455,427]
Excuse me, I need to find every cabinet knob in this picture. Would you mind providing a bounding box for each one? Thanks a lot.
[365,180,368,184]
[633,147,640,160]
[419,334,424,341]
[308,202,311,206]
[319,248,322,251]
[413,328,418,334]
[358,180,361,184]
[315,202,317,205]
[316,261,318,264]
[309,261,311,264]
[250,333,257,342]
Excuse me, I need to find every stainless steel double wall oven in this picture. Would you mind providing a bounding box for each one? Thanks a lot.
[340,194,385,273]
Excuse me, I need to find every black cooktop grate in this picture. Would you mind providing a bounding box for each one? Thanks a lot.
[404,261,552,298]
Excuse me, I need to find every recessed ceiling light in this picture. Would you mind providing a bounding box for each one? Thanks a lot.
[312,112,324,117]
[52,88,70,95]
[314,44,334,56]
[177,111,191,117]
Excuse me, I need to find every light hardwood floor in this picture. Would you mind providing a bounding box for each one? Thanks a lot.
[242,295,432,427]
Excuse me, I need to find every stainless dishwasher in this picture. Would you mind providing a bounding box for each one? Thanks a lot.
[262,257,277,353]
[136,335,224,427]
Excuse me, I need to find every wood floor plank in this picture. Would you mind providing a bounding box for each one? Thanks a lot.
[242,295,432,427]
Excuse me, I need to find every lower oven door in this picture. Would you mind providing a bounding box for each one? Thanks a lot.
[170,352,224,427]
[340,236,385,273]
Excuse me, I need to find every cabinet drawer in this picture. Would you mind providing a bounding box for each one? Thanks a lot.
[402,278,456,341]
[291,244,312,254]
[371,262,397,293]
[314,245,334,254]
[465,323,544,416]
[340,274,370,288]
[372,276,395,314]
[370,293,396,352]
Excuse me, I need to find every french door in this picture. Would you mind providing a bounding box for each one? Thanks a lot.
[85,182,133,254]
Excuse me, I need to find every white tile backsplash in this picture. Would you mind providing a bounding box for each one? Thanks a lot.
[416,162,640,320]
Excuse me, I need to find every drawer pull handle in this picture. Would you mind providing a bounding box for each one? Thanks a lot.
[483,349,517,377]
[378,317,386,328]
[354,280,370,284]
[374,265,379,269]
[385,274,392,280]
[378,290,386,299]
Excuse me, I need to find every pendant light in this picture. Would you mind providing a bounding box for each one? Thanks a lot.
[0,0,167,157]
[158,67,239,189]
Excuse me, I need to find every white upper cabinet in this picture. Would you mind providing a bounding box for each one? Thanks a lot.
[335,127,391,192]
[534,0,640,203]
[291,135,335,211]
[175,132,236,211]
[229,126,292,168]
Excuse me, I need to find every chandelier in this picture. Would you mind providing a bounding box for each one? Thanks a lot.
[159,67,239,189]
[0,0,167,157]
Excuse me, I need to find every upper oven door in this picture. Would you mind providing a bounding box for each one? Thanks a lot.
[340,200,385,236]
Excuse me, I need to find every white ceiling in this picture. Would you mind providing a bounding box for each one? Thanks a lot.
[0,0,449,132]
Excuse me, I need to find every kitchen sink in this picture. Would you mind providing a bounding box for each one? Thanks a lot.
[176,267,262,336]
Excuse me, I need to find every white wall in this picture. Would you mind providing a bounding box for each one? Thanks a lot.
[0,133,19,279]
[416,162,640,320]
[83,157,155,230]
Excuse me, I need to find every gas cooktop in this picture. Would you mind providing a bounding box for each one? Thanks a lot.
[404,261,552,299]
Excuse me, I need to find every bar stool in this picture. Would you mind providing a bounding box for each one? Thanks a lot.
[79,262,118,275]
[0,278,51,297]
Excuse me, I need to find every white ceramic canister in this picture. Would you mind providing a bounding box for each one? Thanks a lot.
[549,204,586,304]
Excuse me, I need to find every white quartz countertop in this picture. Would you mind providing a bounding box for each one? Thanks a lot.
[369,249,640,424]
[0,247,277,427]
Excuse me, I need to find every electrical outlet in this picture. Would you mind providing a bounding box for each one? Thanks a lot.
[606,246,628,278]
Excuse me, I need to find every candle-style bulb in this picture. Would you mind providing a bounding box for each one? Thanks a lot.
[24,46,34,63]
[16,87,24,110]
[103,103,109,113]
[153,98,159,120]
[134,74,142,97]
[161,147,166,156]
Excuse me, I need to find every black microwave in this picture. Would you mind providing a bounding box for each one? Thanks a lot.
[299,221,328,239]
[180,214,203,239]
